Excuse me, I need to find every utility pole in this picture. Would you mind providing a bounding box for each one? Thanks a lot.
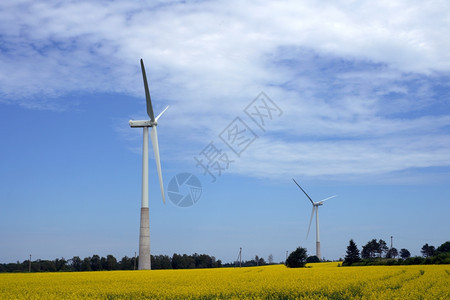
[390,236,393,250]
[239,247,242,267]
[235,247,243,268]
[236,247,242,267]
[134,252,137,270]
[29,255,31,272]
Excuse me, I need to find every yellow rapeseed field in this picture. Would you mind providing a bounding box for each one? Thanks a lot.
[0,263,449,299]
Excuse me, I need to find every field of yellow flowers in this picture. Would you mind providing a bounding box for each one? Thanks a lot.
[0,262,448,299]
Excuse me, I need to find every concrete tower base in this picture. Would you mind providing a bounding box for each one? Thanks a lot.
[316,241,321,261]
[138,207,151,270]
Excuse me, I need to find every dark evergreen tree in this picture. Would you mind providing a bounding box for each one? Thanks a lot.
[344,239,360,265]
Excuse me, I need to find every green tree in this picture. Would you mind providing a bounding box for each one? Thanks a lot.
[90,255,101,271]
[118,256,133,270]
[151,255,172,269]
[216,259,222,268]
[285,247,308,268]
[361,239,388,259]
[194,254,213,268]
[421,243,435,257]
[258,257,266,266]
[400,248,411,259]
[106,255,117,270]
[436,241,450,253]
[81,257,91,271]
[100,257,107,270]
[69,256,82,271]
[344,239,360,265]
[171,253,195,269]
[306,255,320,263]
[159,255,172,269]
[362,239,378,259]
[151,255,161,269]
[377,239,388,258]
[39,260,56,272]
[54,258,67,271]
[171,254,182,269]
[386,247,398,259]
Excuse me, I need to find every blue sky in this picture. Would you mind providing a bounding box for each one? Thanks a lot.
[1,0,449,264]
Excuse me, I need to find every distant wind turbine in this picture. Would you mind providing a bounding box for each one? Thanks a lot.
[129,59,169,270]
[292,179,337,260]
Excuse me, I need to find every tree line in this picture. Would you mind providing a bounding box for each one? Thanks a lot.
[0,253,223,273]
[3,240,448,272]
[0,252,281,273]
[343,239,450,266]
[222,254,277,267]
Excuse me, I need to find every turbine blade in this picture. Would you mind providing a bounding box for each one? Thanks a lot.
[319,195,337,203]
[140,59,155,122]
[150,126,165,203]
[306,206,315,239]
[292,178,314,205]
[155,106,169,122]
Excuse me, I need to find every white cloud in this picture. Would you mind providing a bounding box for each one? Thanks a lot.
[231,133,450,180]
[1,0,449,181]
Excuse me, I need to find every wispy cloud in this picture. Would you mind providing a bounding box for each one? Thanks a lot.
[1,0,449,181]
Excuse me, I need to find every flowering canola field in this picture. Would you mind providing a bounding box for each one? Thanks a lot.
[1,263,449,299]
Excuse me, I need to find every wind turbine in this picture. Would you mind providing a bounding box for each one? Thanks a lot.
[292,179,337,260]
[129,59,169,270]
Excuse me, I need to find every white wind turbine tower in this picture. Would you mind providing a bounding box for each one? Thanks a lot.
[292,179,337,260]
[129,59,169,270]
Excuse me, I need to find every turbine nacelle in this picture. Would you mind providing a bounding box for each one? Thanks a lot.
[129,120,157,128]
[129,105,169,128]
